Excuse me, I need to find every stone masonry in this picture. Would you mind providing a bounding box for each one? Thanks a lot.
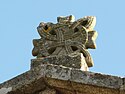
[0,15,124,94]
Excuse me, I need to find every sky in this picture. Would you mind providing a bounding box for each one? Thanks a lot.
[0,0,125,83]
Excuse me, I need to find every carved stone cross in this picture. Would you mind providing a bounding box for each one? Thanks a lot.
[32,15,98,68]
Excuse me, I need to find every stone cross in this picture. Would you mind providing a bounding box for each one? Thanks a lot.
[32,15,98,70]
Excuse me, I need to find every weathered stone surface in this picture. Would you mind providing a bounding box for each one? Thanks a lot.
[32,15,98,68]
[31,52,88,71]
[0,64,124,94]
[120,78,125,94]
[86,30,98,49]
[1,15,124,94]
[39,88,56,94]
[0,67,46,94]
[0,87,12,94]
[71,69,122,89]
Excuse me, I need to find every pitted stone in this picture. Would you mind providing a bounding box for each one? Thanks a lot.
[31,52,88,71]
[32,15,98,68]
[0,64,124,94]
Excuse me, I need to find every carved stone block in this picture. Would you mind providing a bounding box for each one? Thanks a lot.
[31,52,89,71]
[32,15,98,69]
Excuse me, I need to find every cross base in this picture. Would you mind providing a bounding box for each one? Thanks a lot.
[31,52,89,71]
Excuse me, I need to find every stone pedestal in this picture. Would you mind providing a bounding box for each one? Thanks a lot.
[31,53,89,71]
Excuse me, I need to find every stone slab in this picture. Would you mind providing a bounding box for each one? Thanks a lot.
[0,64,124,94]
[31,52,88,71]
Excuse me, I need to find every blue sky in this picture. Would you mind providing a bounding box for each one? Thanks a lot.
[0,0,125,83]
